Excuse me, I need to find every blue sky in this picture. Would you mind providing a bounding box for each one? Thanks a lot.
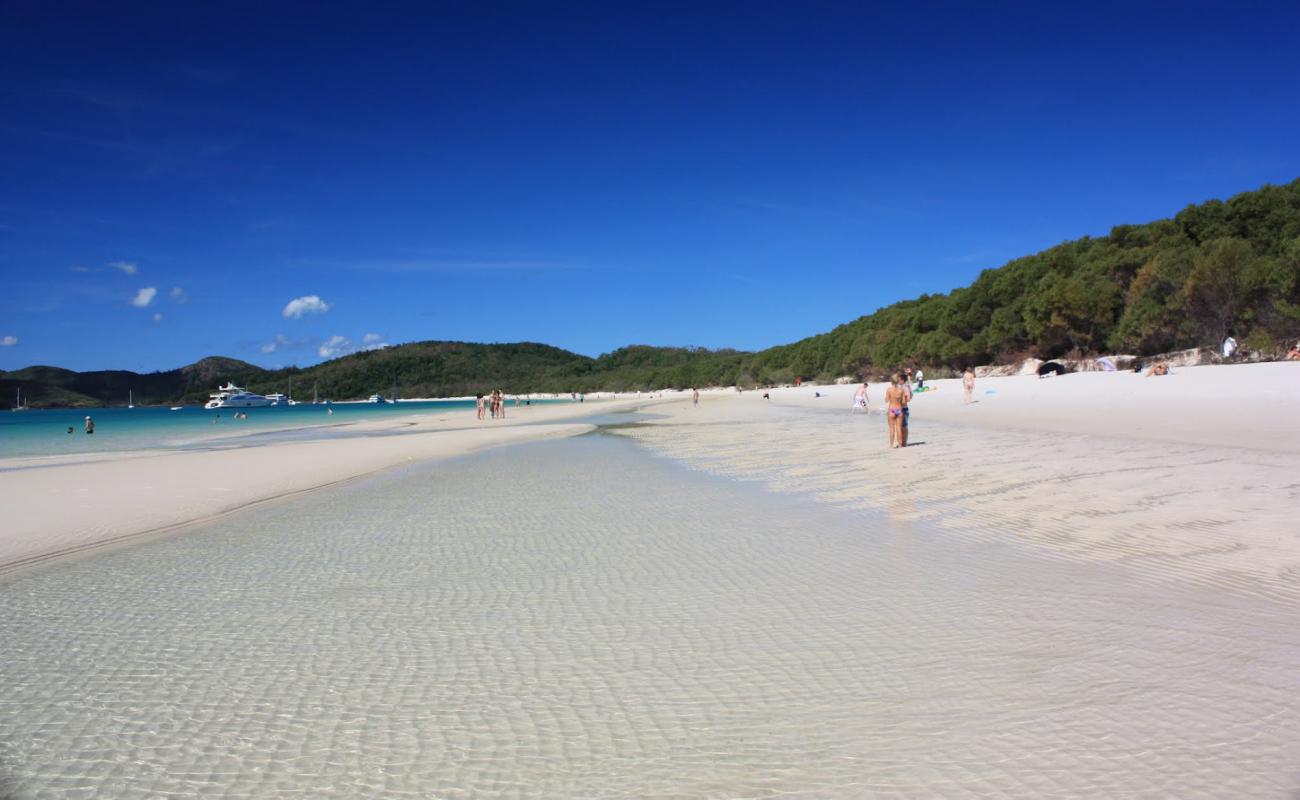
[3,1,1299,373]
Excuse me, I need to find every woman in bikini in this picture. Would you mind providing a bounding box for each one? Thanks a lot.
[885,373,905,449]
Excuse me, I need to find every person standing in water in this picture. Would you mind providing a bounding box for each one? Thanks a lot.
[84,415,95,434]
[963,367,975,404]
[899,373,913,446]
[884,375,904,449]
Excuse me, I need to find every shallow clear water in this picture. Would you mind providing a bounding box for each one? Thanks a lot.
[0,400,572,459]
[1,434,1297,798]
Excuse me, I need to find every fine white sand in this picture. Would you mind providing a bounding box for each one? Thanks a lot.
[0,397,664,576]
[619,362,1300,603]
[2,434,1297,797]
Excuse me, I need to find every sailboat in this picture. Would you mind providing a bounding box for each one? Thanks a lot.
[12,387,29,411]
[128,390,134,409]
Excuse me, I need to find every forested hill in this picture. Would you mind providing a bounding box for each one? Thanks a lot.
[4,179,1299,407]
[746,178,1300,383]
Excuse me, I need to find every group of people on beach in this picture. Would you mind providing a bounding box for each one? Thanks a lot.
[476,390,507,420]
[847,367,977,448]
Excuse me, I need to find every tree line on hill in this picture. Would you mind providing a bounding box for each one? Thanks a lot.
[4,179,1298,408]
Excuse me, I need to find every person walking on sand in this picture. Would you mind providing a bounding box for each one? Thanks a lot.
[963,367,975,404]
[498,390,506,419]
[693,387,700,407]
[476,393,485,420]
[852,382,868,414]
[884,375,904,449]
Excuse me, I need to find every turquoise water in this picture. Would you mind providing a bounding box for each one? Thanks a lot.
[0,400,511,459]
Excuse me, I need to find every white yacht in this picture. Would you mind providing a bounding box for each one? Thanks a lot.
[265,393,291,406]
[367,393,389,404]
[205,383,273,409]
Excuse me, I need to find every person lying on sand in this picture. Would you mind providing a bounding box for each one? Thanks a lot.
[1145,361,1169,377]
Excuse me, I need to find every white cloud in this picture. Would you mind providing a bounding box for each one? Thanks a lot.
[318,334,351,358]
[169,287,189,303]
[152,312,164,322]
[317,332,390,360]
[111,261,139,275]
[0,335,17,347]
[131,287,158,307]
[260,333,291,354]
[282,295,331,319]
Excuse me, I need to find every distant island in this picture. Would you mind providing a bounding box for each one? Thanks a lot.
[4,179,1298,408]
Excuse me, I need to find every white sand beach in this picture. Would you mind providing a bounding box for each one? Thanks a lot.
[2,364,1299,797]
[621,362,1300,603]
[0,397,662,576]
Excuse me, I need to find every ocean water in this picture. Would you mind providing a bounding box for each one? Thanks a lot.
[1,433,1297,798]
[0,400,569,459]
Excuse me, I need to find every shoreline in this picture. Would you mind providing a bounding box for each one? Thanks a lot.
[614,362,1300,604]
[4,364,1298,598]
[0,397,671,577]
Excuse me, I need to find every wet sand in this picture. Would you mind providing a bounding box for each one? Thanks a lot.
[1,434,1297,798]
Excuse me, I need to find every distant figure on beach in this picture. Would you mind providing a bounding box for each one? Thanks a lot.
[852,382,868,413]
[905,368,914,388]
[579,393,584,403]
[476,393,485,420]
[84,416,94,434]
[66,426,74,434]
[915,368,924,390]
[884,375,904,449]
[1145,361,1169,377]
[963,368,975,404]
[692,387,699,407]
[1288,341,1300,361]
[1222,335,1238,359]
[497,390,506,419]
[327,407,333,416]
[762,390,770,400]
[899,372,913,446]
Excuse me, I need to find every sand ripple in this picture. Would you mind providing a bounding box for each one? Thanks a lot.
[615,400,1300,604]
[1,435,1297,797]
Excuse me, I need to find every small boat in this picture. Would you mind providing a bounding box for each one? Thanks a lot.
[11,388,29,411]
[170,406,184,411]
[205,383,274,409]
[367,393,389,404]
[266,393,291,406]
[128,389,134,409]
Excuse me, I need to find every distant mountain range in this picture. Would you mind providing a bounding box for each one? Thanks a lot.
[5,179,1298,408]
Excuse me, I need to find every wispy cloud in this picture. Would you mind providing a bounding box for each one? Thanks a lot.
[318,333,389,359]
[318,335,351,358]
[283,295,331,319]
[130,287,157,307]
[70,260,144,275]
[152,312,163,322]
[1,335,17,347]
[169,286,189,303]
[259,333,320,355]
